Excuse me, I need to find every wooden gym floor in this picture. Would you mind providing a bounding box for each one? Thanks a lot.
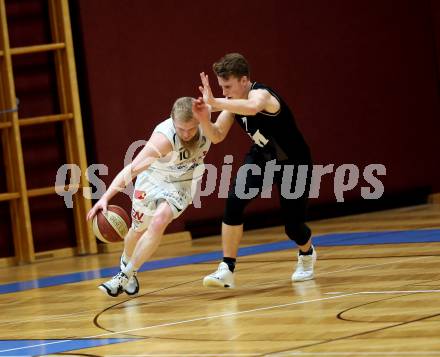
[0,203,439,356]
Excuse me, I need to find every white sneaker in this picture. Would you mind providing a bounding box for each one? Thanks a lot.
[292,246,317,282]
[120,255,140,296]
[98,271,129,297]
[124,272,139,295]
[203,262,235,288]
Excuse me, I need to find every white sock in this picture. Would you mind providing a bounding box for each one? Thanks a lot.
[122,251,132,265]
[122,261,136,278]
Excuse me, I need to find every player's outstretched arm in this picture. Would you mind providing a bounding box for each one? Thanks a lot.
[193,97,234,144]
[86,133,172,220]
[213,89,271,116]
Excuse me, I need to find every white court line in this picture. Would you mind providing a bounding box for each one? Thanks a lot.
[0,309,97,327]
[54,352,440,357]
[0,256,431,327]
[1,256,438,354]
[316,255,427,277]
[105,355,262,356]
[359,289,440,294]
[0,292,359,354]
[326,289,440,295]
[98,353,440,357]
[267,353,440,356]
[247,255,428,288]
[2,286,440,354]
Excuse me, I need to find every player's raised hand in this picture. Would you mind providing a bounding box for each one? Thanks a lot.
[199,72,214,105]
[192,97,210,123]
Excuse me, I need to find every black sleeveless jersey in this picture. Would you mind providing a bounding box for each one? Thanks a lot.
[235,82,311,162]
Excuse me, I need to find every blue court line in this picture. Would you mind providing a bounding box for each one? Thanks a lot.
[0,338,137,356]
[0,228,439,295]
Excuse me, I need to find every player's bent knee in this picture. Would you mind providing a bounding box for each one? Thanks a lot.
[149,214,171,232]
[125,228,142,241]
[285,222,312,246]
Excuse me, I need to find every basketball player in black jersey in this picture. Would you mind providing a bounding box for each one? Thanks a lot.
[197,53,316,288]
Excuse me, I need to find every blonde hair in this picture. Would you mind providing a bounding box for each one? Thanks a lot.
[171,97,194,123]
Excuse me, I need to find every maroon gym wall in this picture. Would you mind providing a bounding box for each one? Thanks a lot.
[75,0,440,233]
[1,0,439,256]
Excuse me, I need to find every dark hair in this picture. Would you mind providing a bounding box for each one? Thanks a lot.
[212,53,250,79]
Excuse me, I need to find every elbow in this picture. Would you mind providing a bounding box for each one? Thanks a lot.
[248,98,265,115]
[247,107,259,116]
[129,163,141,177]
[207,132,225,144]
[214,132,228,144]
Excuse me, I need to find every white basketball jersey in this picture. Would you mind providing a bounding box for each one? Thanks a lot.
[138,118,211,184]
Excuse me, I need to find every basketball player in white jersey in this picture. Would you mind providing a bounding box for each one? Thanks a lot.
[87,97,212,297]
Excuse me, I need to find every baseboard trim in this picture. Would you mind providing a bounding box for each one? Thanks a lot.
[0,256,17,268]
[428,193,440,204]
[35,247,77,261]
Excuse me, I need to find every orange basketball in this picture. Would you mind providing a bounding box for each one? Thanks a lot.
[92,205,131,243]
